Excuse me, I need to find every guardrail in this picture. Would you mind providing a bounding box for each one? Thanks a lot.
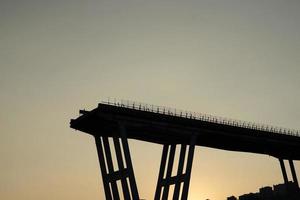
[99,98,300,137]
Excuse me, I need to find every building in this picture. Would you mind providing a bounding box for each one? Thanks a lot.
[259,186,273,200]
[227,196,237,200]
[227,182,299,200]
[239,193,259,200]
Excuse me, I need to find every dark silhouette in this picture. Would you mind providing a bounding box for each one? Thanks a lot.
[228,182,300,200]
[70,100,300,200]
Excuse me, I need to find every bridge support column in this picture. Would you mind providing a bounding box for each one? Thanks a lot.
[289,160,299,189]
[279,158,289,186]
[154,135,196,200]
[94,123,139,200]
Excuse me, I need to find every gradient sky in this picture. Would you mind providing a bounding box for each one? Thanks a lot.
[1,0,300,199]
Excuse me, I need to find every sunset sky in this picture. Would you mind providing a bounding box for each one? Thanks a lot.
[1,0,300,199]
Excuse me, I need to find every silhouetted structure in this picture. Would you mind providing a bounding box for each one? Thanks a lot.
[227,182,300,200]
[259,186,273,200]
[239,193,259,200]
[70,100,300,200]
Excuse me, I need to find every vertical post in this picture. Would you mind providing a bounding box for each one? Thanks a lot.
[289,160,299,188]
[181,135,196,200]
[119,123,140,200]
[279,158,289,185]
[102,137,120,200]
[173,144,187,200]
[94,136,112,200]
[155,136,197,200]
[161,145,176,200]
[155,145,169,200]
[113,137,131,199]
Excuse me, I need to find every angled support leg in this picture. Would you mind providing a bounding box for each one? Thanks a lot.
[94,123,140,200]
[154,144,169,200]
[173,144,187,199]
[289,160,299,189]
[161,145,176,200]
[95,136,113,200]
[279,158,289,186]
[102,137,120,200]
[154,135,197,200]
[119,123,140,200]
[181,135,196,200]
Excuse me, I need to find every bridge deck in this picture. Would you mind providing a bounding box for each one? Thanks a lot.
[70,103,300,160]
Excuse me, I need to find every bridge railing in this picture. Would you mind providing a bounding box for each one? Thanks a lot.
[100,98,300,137]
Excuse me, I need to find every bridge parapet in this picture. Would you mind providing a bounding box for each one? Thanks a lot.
[98,98,300,137]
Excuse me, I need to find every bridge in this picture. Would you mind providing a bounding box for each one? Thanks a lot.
[70,100,300,200]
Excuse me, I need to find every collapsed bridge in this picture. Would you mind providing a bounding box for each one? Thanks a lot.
[70,100,300,200]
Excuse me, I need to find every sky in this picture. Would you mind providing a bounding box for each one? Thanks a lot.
[1,0,300,199]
